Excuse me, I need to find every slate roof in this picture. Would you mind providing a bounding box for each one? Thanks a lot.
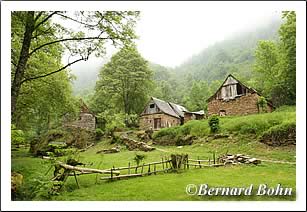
[185,110,205,115]
[151,97,188,118]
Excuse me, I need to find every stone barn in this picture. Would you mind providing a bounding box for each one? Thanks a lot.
[63,99,96,131]
[139,97,188,130]
[207,74,273,116]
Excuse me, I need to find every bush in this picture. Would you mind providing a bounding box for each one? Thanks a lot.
[95,128,104,140]
[11,124,26,147]
[260,121,296,146]
[257,96,268,113]
[133,154,146,166]
[208,115,220,133]
[124,114,139,128]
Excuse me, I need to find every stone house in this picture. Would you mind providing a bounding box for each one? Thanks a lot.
[63,99,96,131]
[207,74,273,116]
[139,97,204,130]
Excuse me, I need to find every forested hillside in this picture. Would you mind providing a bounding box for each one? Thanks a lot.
[73,16,282,112]
[174,17,281,82]
[149,17,282,111]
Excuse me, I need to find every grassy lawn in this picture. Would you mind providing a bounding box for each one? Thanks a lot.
[12,135,296,201]
[11,107,296,201]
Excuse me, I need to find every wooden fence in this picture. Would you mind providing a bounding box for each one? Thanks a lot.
[45,153,225,188]
[101,153,224,181]
[101,157,173,180]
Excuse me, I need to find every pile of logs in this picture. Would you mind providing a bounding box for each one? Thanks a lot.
[121,136,155,152]
[218,154,261,165]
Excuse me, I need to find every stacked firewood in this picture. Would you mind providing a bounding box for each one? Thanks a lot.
[121,135,155,152]
[218,154,261,165]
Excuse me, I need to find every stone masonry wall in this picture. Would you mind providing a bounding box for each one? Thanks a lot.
[139,113,181,130]
[208,93,272,116]
[63,112,96,131]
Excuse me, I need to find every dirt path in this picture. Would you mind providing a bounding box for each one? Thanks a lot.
[154,147,171,153]
[260,159,296,165]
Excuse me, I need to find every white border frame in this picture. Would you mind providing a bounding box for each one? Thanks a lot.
[1,1,306,211]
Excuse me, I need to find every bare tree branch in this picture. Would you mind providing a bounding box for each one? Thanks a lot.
[20,57,85,84]
[55,13,104,28]
[34,11,44,22]
[34,11,59,31]
[28,33,114,56]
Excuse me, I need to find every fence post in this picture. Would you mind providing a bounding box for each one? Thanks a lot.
[111,168,113,179]
[187,155,189,169]
[128,162,130,175]
[141,163,144,175]
[154,163,156,175]
[162,157,164,170]
[198,156,201,168]
[208,157,211,166]
[148,164,151,175]
[213,152,216,164]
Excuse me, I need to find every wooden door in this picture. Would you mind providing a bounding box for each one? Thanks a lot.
[154,118,161,129]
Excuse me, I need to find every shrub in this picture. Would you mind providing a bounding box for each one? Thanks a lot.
[257,96,268,113]
[133,154,146,166]
[95,128,104,140]
[11,124,26,147]
[208,115,220,133]
[124,114,139,128]
[260,121,296,146]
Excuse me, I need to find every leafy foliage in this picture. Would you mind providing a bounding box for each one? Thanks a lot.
[253,11,296,106]
[11,124,26,147]
[257,96,268,113]
[133,154,146,166]
[93,45,153,115]
[208,115,220,133]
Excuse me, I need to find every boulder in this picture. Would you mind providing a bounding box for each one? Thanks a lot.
[11,172,23,200]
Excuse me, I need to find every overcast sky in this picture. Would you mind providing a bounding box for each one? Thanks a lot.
[72,9,280,71]
[134,9,280,68]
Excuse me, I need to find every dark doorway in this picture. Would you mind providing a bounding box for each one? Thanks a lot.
[219,110,226,116]
[154,118,161,129]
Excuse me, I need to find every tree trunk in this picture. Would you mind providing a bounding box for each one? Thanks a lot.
[11,11,35,120]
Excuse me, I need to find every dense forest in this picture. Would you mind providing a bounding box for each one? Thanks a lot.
[11,11,295,140]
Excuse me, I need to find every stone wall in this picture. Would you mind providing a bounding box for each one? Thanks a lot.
[63,112,96,131]
[208,93,273,116]
[139,113,181,130]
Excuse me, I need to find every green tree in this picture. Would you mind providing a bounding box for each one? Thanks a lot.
[253,11,296,106]
[93,45,153,116]
[253,40,280,96]
[183,81,209,111]
[11,11,140,119]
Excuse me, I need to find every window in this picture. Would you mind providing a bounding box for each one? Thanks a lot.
[149,104,155,108]
[237,83,243,95]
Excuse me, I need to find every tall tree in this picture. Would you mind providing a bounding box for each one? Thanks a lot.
[93,45,153,115]
[253,11,296,106]
[11,11,140,119]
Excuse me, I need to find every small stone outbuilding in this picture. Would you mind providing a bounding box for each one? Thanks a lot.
[207,74,273,116]
[63,99,96,131]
